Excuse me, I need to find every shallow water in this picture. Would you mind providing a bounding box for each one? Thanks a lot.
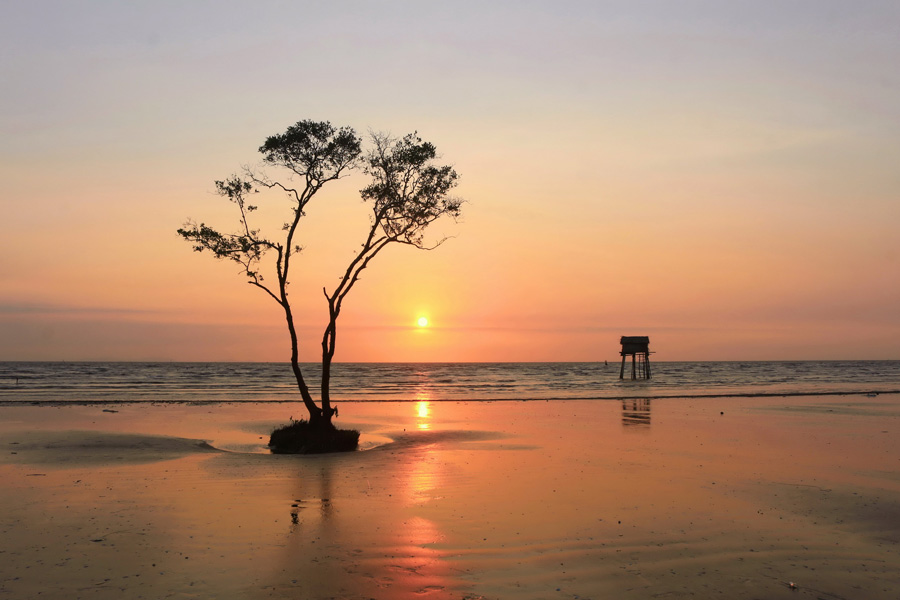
[2,360,899,404]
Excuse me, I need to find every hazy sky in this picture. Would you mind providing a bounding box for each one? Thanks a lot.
[2,1,899,362]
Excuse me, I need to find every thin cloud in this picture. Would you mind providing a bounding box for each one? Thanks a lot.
[0,302,155,317]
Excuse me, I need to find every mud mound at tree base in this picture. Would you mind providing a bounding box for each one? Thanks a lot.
[268,419,359,454]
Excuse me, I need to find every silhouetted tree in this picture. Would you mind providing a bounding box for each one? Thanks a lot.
[178,120,461,430]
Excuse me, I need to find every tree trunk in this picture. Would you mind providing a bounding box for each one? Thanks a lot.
[283,302,322,425]
[320,316,337,427]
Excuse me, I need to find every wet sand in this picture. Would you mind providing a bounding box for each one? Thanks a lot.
[1,395,899,599]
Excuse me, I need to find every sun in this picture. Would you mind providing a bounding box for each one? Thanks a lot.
[417,316,429,328]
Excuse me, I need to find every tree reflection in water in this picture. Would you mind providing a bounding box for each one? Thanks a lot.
[288,465,333,531]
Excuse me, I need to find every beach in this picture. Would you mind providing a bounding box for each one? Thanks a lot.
[2,395,899,599]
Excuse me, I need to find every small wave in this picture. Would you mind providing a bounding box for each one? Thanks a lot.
[2,431,222,467]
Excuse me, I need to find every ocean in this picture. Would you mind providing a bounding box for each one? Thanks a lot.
[1,361,899,404]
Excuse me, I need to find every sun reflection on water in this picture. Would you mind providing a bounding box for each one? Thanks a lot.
[406,450,441,505]
[416,397,431,430]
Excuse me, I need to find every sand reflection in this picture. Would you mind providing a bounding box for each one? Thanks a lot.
[384,514,448,596]
[622,398,651,428]
[273,432,454,597]
[390,441,450,594]
[404,443,442,506]
[6,399,900,598]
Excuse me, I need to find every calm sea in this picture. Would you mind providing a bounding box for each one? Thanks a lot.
[1,361,899,404]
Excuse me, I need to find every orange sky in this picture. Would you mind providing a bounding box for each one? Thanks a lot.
[2,2,899,362]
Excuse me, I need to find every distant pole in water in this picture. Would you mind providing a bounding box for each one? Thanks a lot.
[619,336,651,380]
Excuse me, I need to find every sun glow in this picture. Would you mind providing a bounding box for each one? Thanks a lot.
[417,316,429,328]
